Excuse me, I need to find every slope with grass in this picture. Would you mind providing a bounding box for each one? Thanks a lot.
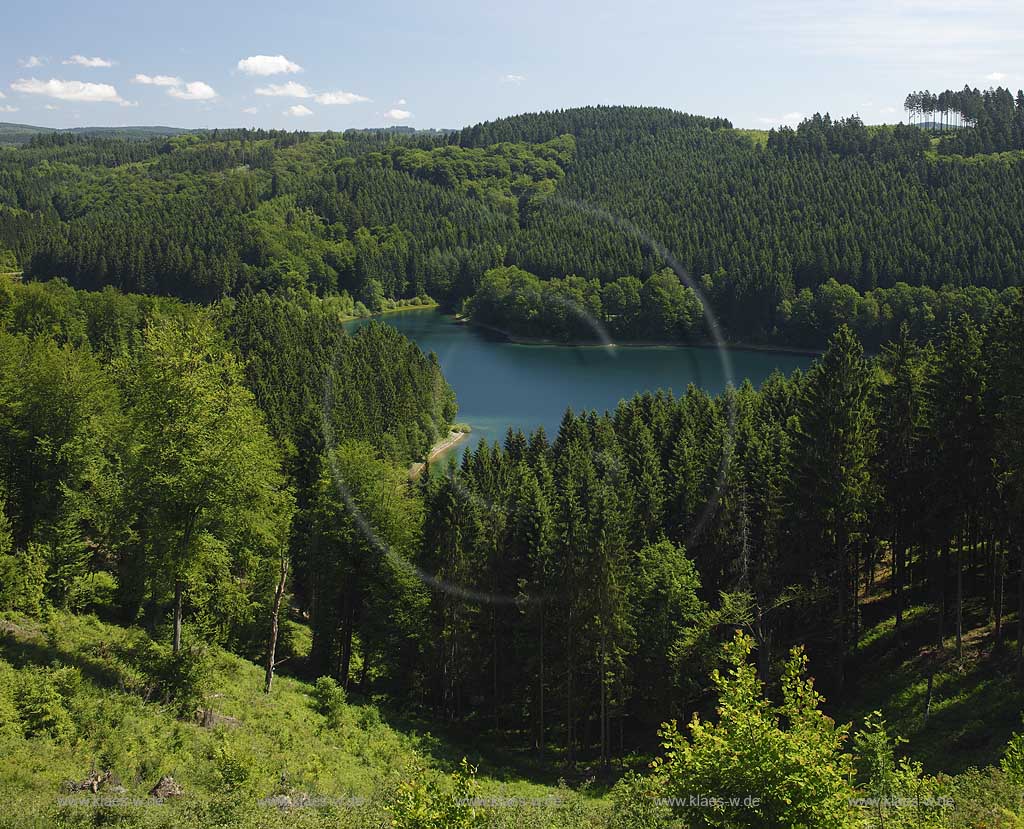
[837,564,1024,774]
[0,611,600,829]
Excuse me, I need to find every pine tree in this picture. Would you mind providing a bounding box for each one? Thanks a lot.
[789,325,874,693]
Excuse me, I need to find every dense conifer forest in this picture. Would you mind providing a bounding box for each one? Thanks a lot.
[2,90,1024,827]
[2,94,1023,346]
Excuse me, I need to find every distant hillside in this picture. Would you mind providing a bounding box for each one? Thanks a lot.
[0,122,192,146]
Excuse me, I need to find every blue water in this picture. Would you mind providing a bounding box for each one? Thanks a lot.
[347,309,812,453]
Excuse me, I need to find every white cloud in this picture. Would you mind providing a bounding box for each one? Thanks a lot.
[18,56,45,68]
[238,54,302,76]
[255,81,311,97]
[986,71,1008,81]
[11,77,125,103]
[758,111,805,126]
[0,91,4,99]
[134,73,182,87]
[0,105,18,113]
[255,82,368,105]
[285,104,313,117]
[242,106,259,114]
[168,81,217,101]
[63,55,114,68]
[314,90,369,105]
[880,105,898,114]
[396,98,407,105]
[501,73,526,83]
[45,104,58,110]
[384,108,412,122]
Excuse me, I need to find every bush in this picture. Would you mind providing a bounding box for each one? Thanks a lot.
[211,735,257,793]
[653,631,854,829]
[608,771,673,829]
[14,666,75,742]
[356,704,381,731]
[382,758,484,829]
[312,676,347,730]
[131,638,213,716]
[0,659,21,738]
[66,571,119,614]
[0,545,47,615]
[1002,729,1024,784]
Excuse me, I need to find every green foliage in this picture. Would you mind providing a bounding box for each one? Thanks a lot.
[66,570,119,614]
[383,758,485,829]
[1002,730,1024,784]
[13,666,76,743]
[654,632,854,829]
[467,266,704,343]
[210,734,258,793]
[0,659,22,738]
[0,544,46,615]
[131,638,213,715]
[311,676,347,730]
[607,771,673,829]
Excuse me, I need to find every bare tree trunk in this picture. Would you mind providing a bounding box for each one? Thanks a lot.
[173,579,183,655]
[538,606,545,759]
[894,535,904,632]
[995,540,1005,648]
[599,639,607,767]
[264,555,289,694]
[339,590,355,689]
[956,536,963,660]
[1017,543,1024,679]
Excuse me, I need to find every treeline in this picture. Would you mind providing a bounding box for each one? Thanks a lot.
[465,264,1021,349]
[905,86,1024,155]
[466,265,704,343]
[767,114,930,161]
[0,280,455,670]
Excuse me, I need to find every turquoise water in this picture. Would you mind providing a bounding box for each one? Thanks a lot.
[346,309,812,452]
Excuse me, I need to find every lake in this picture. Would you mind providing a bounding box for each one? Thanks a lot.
[347,309,813,455]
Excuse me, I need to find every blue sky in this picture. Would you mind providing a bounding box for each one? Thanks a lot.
[2,0,1021,130]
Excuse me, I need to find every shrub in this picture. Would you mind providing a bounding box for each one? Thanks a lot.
[0,545,47,615]
[653,631,854,829]
[14,666,75,742]
[312,676,347,730]
[66,571,119,614]
[383,758,484,829]
[0,659,21,738]
[211,735,257,793]
[1002,729,1024,785]
[131,638,213,716]
[608,771,673,829]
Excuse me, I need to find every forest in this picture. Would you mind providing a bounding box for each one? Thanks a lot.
[1,94,1023,346]
[2,277,1024,826]
[2,89,1024,827]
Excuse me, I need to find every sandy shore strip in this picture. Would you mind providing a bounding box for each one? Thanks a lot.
[409,429,470,479]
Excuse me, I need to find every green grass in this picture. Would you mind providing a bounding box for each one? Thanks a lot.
[731,128,769,148]
[0,611,603,828]
[837,578,1024,774]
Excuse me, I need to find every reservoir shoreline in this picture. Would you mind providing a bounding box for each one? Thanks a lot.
[456,315,825,358]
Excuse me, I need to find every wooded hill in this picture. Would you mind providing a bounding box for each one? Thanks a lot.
[0,94,1021,346]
